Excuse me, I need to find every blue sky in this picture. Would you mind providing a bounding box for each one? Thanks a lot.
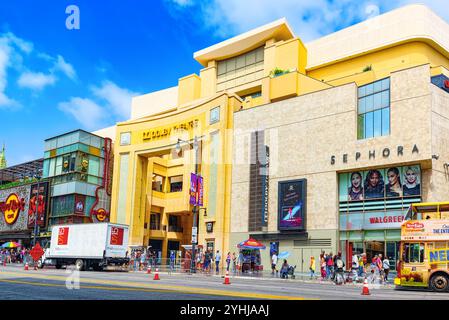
[0,0,447,166]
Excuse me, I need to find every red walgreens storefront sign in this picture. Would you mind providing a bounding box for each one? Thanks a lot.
[58,227,69,245]
[369,215,404,224]
[110,227,124,245]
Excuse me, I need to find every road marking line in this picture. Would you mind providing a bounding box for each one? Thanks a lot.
[0,271,308,300]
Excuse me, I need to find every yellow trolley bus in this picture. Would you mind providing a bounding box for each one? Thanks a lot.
[395,202,449,291]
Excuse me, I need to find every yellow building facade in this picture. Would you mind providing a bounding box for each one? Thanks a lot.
[110,4,449,261]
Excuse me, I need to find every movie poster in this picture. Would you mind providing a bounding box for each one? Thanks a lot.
[278,179,306,231]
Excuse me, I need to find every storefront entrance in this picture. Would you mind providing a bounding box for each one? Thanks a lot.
[345,240,399,271]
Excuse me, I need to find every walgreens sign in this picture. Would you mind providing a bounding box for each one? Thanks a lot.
[364,212,405,230]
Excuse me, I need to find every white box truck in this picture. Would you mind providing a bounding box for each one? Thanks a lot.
[40,223,130,271]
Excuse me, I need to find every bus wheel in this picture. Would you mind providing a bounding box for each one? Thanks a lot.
[430,274,449,292]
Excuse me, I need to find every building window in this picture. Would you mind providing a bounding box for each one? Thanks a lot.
[169,176,183,192]
[168,215,182,232]
[120,132,131,146]
[357,78,390,139]
[152,174,165,192]
[216,47,264,91]
[150,213,161,230]
[210,106,220,124]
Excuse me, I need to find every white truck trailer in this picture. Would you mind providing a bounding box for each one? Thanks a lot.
[40,222,130,271]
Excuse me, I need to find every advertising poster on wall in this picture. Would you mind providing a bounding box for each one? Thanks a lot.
[339,165,421,202]
[74,195,85,215]
[27,182,49,228]
[278,179,306,231]
[0,185,30,233]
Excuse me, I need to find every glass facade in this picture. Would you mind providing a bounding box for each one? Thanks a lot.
[357,78,390,139]
[43,130,109,226]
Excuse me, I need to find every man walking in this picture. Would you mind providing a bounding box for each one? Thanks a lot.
[215,250,221,274]
[271,251,278,275]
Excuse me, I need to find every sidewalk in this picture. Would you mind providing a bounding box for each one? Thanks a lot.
[131,267,396,289]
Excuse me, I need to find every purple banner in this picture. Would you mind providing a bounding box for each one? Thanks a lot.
[190,173,197,205]
[197,176,203,207]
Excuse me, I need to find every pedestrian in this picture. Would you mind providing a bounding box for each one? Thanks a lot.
[215,250,221,274]
[271,251,278,275]
[383,256,390,282]
[226,252,231,271]
[232,252,236,273]
[358,253,365,277]
[134,250,141,271]
[377,253,384,281]
[280,259,289,279]
[170,250,175,272]
[140,250,146,271]
[333,251,345,284]
[237,251,244,273]
[309,256,316,279]
[197,250,203,271]
[320,253,327,279]
[351,252,359,281]
[326,252,334,280]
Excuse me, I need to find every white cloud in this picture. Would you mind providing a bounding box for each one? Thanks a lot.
[58,97,106,130]
[166,0,449,42]
[17,71,56,90]
[92,81,139,119]
[58,81,139,129]
[53,55,77,80]
[0,36,20,108]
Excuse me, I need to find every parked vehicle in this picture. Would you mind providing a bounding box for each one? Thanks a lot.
[39,223,130,271]
[395,202,449,292]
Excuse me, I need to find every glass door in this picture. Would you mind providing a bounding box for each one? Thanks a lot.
[386,241,399,271]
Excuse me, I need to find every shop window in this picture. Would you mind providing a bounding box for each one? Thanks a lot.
[152,174,165,192]
[169,176,183,192]
[357,78,390,140]
[206,241,215,253]
[150,213,161,230]
[403,243,425,263]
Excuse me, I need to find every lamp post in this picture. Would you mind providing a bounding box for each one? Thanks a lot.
[176,136,200,274]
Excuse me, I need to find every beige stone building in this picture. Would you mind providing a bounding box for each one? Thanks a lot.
[230,5,449,273]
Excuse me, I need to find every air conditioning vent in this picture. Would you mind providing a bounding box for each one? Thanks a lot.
[294,239,332,247]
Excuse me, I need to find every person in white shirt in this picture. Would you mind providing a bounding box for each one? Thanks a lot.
[271,252,278,275]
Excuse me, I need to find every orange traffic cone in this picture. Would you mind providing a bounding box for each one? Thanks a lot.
[147,266,152,274]
[24,263,29,271]
[153,268,160,280]
[223,270,231,285]
[361,278,370,295]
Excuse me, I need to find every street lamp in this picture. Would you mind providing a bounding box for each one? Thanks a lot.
[176,137,200,273]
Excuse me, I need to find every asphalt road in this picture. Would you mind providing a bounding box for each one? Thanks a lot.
[0,264,448,300]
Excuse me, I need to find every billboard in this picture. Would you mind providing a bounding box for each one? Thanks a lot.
[27,182,49,228]
[401,220,449,241]
[278,179,306,231]
[0,185,30,233]
[190,173,197,205]
[339,165,421,202]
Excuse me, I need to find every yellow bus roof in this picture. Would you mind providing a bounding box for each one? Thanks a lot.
[411,201,449,213]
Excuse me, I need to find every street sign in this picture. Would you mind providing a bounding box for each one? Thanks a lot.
[191,226,198,244]
[30,243,44,261]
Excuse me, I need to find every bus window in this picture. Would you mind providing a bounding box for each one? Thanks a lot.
[404,243,425,263]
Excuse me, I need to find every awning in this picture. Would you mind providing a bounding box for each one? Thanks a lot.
[237,238,266,249]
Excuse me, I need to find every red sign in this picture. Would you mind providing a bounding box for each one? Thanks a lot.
[444,80,449,88]
[93,208,109,222]
[369,215,404,224]
[30,243,44,261]
[57,227,69,245]
[110,227,124,245]
[0,194,25,225]
[406,222,424,229]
